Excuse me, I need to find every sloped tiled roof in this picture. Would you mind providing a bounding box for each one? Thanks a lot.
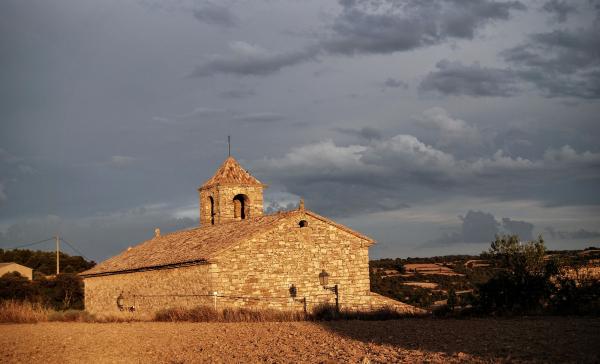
[200,156,263,189]
[80,209,374,277]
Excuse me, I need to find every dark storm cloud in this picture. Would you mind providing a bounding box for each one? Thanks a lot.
[383,78,409,89]
[2,0,599,260]
[501,26,600,99]
[427,210,499,245]
[193,3,238,28]
[545,227,600,240]
[541,0,577,23]
[190,0,525,78]
[428,211,535,245]
[322,0,525,55]
[461,210,499,243]
[419,60,520,97]
[502,217,534,240]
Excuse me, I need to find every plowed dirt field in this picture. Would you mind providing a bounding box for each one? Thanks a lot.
[1,317,598,363]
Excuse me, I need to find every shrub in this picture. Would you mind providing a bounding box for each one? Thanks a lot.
[310,303,338,321]
[473,234,600,316]
[551,277,600,315]
[310,303,416,321]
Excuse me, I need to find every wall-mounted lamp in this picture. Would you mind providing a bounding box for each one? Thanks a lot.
[319,269,339,313]
[116,292,125,311]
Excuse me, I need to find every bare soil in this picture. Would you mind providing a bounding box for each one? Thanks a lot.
[1,317,599,363]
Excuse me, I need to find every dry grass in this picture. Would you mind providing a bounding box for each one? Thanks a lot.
[155,305,306,322]
[0,300,139,323]
[48,309,96,322]
[0,300,50,323]
[155,304,418,323]
[1,301,412,324]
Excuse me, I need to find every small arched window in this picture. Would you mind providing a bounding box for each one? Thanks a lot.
[299,220,308,228]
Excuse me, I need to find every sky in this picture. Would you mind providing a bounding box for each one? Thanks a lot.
[1,0,599,262]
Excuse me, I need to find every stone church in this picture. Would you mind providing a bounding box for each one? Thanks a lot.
[81,156,417,316]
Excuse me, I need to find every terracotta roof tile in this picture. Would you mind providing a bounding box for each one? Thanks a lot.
[81,212,292,277]
[200,156,263,189]
[81,209,374,277]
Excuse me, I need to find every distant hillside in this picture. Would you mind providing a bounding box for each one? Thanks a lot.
[0,249,96,275]
[369,248,600,309]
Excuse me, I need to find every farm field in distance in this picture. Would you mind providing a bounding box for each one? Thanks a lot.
[370,248,600,309]
[1,317,599,363]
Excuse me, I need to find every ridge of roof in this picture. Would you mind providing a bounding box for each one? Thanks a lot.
[80,211,297,277]
[200,156,264,189]
[81,209,375,277]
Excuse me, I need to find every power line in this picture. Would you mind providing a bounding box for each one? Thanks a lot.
[3,237,55,250]
[60,237,91,261]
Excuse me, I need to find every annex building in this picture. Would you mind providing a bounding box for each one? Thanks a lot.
[81,156,418,316]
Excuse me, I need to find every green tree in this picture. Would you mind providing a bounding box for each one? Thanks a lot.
[488,234,546,276]
[476,234,554,313]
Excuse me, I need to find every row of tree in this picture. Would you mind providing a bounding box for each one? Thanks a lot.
[0,249,95,310]
[0,272,84,310]
[0,248,96,276]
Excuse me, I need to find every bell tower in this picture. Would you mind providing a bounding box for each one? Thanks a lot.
[198,156,265,226]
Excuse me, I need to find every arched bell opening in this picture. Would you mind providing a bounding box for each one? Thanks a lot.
[233,194,250,220]
[209,196,215,225]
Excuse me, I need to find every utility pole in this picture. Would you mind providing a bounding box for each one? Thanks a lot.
[228,135,231,157]
[56,235,60,275]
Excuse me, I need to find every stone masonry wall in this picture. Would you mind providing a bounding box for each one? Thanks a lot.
[83,264,214,318]
[212,213,372,312]
[82,212,418,317]
[199,185,263,226]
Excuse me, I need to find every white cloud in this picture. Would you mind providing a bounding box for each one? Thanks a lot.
[470,149,538,174]
[253,128,600,217]
[257,140,371,180]
[415,107,483,147]
[543,145,600,165]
